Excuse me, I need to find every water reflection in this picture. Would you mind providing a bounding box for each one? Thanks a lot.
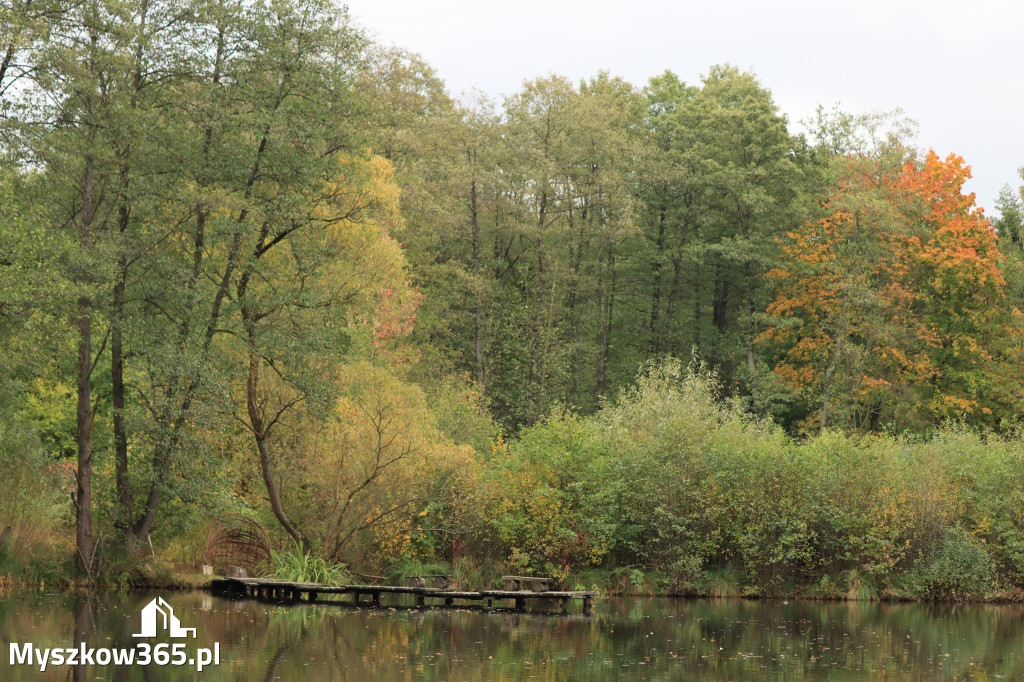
[72,597,91,682]
[0,590,1021,680]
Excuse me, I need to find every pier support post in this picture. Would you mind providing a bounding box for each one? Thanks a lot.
[514,597,524,611]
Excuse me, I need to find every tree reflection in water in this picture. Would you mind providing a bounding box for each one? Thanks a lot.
[1,591,1022,680]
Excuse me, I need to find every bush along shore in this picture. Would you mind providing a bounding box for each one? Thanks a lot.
[447,361,1024,604]
[4,361,1024,604]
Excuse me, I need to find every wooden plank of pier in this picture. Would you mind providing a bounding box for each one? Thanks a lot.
[209,577,596,614]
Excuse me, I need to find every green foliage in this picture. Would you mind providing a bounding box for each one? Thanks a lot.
[421,376,498,455]
[994,183,1024,246]
[1,552,77,588]
[0,420,69,559]
[386,558,449,583]
[901,527,997,601]
[446,360,1024,600]
[701,566,743,599]
[447,556,498,591]
[483,413,615,583]
[808,569,877,601]
[618,567,650,595]
[263,543,350,586]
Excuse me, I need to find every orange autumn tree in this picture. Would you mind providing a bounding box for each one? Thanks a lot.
[761,150,1022,433]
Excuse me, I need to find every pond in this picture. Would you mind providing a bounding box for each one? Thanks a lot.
[1,589,1021,680]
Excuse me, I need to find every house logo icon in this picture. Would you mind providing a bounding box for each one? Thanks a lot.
[133,597,197,638]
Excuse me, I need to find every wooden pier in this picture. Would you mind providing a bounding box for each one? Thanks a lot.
[209,577,596,614]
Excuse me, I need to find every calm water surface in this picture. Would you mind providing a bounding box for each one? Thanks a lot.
[1,589,1021,680]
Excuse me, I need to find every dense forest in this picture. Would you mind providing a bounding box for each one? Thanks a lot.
[3,0,1024,600]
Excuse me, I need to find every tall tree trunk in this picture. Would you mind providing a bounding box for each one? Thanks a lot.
[0,43,16,94]
[112,0,148,543]
[75,297,94,575]
[527,189,547,422]
[712,274,729,335]
[129,32,266,546]
[744,266,755,371]
[819,289,851,433]
[470,178,484,389]
[665,254,682,354]
[0,0,32,94]
[112,269,131,533]
[711,268,730,372]
[691,218,702,354]
[130,215,241,547]
[245,323,305,549]
[596,251,615,394]
[570,298,588,408]
[648,197,667,355]
[868,403,882,432]
[75,155,97,575]
[691,259,702,353]
[568,209,592,409]
[234,203,307,549]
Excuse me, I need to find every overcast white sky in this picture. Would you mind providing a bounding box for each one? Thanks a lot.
[349,0,1023,216]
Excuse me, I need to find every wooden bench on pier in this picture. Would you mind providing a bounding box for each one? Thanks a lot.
[502,575,555,592]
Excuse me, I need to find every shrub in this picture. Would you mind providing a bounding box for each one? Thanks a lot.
[905,527,997,600]
[262,542,350,586]
[386,557,449,584]
[0,421,68,577]
[702,565,742,598]
[450,359,1024,600]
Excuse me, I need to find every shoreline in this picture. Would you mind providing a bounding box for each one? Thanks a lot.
[5,571,1022,605]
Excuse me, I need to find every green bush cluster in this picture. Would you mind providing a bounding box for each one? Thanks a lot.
[467,359,1024,600]
[262,541,350,586]
[899,527,997,600]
